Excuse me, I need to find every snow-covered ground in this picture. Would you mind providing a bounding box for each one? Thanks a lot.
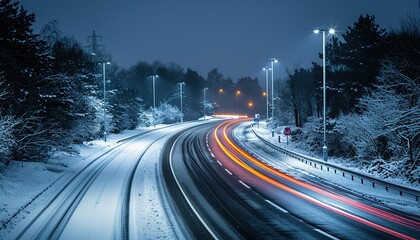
[1,119,418,239]
[0,124,169,237]
[246,121,420,216]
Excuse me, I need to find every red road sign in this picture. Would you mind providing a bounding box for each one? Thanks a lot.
[284,127,292,136]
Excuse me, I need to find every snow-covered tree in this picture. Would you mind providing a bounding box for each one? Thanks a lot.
[0,114,20,164]
[139,103,181,126]
[324,14,387,116]
[39,20,62,49]
[335,61,419,183]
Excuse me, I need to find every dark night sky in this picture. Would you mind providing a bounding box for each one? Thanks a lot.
[19,0,419,81]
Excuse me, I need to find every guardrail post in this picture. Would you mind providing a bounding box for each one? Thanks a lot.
[372,182,375,188]
[361,178,364,184]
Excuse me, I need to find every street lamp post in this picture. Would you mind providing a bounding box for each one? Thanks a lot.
[314,28,335,161]
[218,88,223,114]
[235,90,241,113]
[263,67,271,120]
[100,61,111,142]
[180,82,184,122]
[268,58,278,137]
[151,75,158,109]
[203,87,208,120]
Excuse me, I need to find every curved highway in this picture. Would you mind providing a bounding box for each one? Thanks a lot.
[166,119,420,239]
[7,118,419,239]
[6,121,210,240]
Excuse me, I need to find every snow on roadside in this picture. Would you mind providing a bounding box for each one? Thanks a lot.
[239,121,420,216]
[0,125,167,237]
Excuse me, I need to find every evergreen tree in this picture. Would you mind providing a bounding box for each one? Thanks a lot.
[0,0,49,116]
[325,14,387,115]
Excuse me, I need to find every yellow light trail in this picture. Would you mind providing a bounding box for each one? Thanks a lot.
[212,120,418,240]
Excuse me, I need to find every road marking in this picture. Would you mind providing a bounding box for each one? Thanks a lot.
[314,229,339,240]
[238,180,251,189]
[217,160,223,166]
[169,133,219,240]
[225,169,233,175]
[210,152,215,158]
[265,199,288,213]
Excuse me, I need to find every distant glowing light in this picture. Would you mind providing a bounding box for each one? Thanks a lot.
[212,114,248,119]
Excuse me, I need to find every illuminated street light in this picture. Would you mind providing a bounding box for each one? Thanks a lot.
[263,67,271,120]
[150,75,159,109]
[180,82,185,122]
[236,90,241,113]
[267,58,278,137]
[218,88,224,113]
[98,60,111,142]
[203,87,208,120]
[92,52,111,142]
[314,27,335,161]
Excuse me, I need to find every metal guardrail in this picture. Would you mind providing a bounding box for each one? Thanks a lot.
[251,125,420,202]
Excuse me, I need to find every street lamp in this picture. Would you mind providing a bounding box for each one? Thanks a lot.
[263,67,271,120]
[314,28,335,161]
[180,82,185,122]
[203,87,208,120]
[235,90,241,113]
[100,61,111,142]
[218,88,224,113]
[150,75,159,109]
[268,58,278,137]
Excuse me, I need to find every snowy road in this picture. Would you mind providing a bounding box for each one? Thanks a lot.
[5,121,213,240]
[215,120,420,239]
[5,118,419,239]
[167,119,420,239]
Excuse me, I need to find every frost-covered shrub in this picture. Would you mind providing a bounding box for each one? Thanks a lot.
[156,103,182,124]
[139,103,182,126]
[292,117,345,157]
[0,115,20,164]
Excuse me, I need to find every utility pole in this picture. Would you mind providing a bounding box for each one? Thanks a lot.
[85,30,105,57]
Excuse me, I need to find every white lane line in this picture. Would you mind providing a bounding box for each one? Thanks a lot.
[265,199,288,213]
[314,229,339,240]
[238,180,251,189]
[210,152,215,158]
[225,169,233,175]
[217,160,223,166]
[169,133,219,240]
